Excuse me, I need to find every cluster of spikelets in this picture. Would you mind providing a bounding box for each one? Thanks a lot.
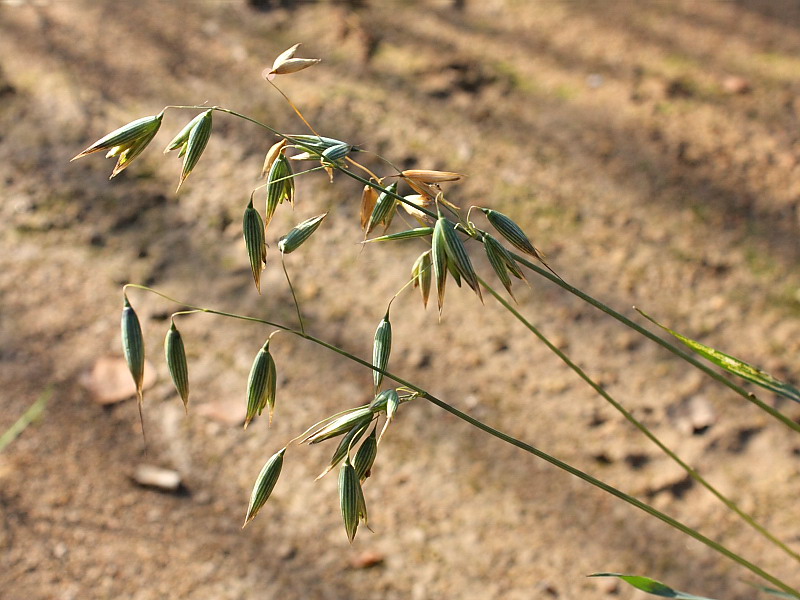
[74,43,555,543]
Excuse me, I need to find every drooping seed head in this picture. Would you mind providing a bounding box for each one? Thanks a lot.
[277,213,328,255]
[303,407,374,445]
[121,294,145,401]
[353,427,378,481]
[164,320,190,412]
[372,310,392,393]
[243,198,267,293]
[481,208,540,258]
[440,216,482,302]
[366,182,399,234]
[431,218,449,315]
[243,447,285,527]
[261,139,288,179]
[175,109,213,191]
[72,113,163,179]
[245,340,272,429]
[264,44,321,80]
[317,420,371,480]
[411,251,433,308]
[339,458,367,543]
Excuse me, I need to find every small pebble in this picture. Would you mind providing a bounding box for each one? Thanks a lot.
[132,464,182,492]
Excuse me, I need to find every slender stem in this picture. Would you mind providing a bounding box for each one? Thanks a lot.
[124,283,798,597]
[345,156,382,182]
[267,80,320,136]
[480,276,800,564]
[281,256,305,335]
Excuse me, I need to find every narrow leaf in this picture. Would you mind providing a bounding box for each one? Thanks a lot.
[484,234,515,300]
[589,574,720,600]
[637,309,800,404]
[303,407,374,445]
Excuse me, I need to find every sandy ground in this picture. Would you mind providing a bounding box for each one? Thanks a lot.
[1,1,800,599]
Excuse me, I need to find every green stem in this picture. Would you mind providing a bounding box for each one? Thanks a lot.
[124,283,799,598]
[281,256,305,334]
[480,276,800,564]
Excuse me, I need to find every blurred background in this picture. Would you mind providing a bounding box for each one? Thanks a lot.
[1,1,799,598]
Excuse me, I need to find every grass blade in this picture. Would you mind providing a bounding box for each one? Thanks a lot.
[589,574,720,600]
[637,308,800,404]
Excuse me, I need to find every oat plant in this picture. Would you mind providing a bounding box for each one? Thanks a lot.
[73,44,800,598]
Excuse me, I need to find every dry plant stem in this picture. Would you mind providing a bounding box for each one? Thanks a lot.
[122,284,799,598]
[267,80,320,136]
[479,276,800,565]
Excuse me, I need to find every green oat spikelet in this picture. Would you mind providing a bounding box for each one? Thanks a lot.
[266,155,295,225]
[317,420,371,480]
[440,215,482,302]
[164,109,212,192]
[339,457,368,543]
[484,234,517,301]
[481,207,559,278]
[411,251,433,308]
[245,339,277,428]
[164,320,190,413]
[431,217,449,315]
[366,182,398,234]
[353,427,378,481]
[243,447,285,527]
[72,112,163,178]
[372,309,392,393]
[278,213,328,254]
[303,407,374,445]
[243,197,267,293]
[121,294,146,440]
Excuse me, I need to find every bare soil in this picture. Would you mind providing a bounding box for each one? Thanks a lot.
[1,1,800,599]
